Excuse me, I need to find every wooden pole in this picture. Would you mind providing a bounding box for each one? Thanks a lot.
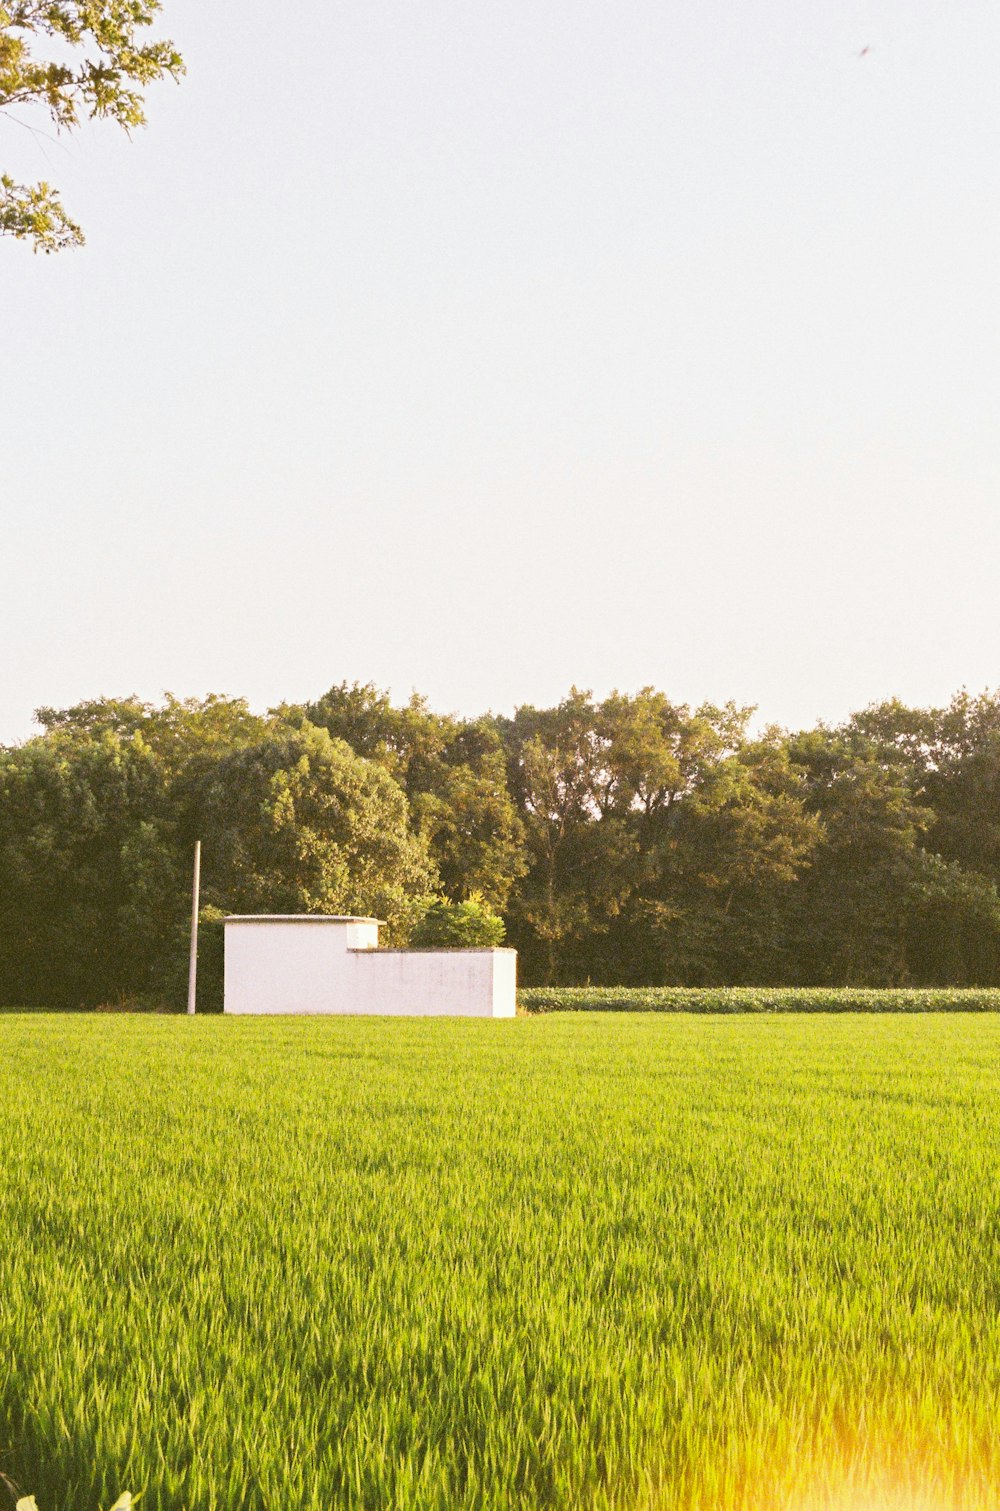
[187,840,201,1016]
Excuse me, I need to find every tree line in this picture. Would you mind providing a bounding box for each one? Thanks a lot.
[2,683,1000,1006]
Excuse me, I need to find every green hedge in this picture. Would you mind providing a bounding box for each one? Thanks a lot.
[518,986,1000,1014]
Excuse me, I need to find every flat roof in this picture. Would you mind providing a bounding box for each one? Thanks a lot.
[224,914,384,924]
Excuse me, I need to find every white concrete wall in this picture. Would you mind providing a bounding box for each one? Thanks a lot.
[223,915,516,1017]
[348,948,516,1018]
[223,917,371,1016]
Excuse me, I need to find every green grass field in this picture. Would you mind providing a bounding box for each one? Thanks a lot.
[2,1014,1000,1511]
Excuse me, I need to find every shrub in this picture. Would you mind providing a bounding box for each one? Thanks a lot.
[411,893,506,949]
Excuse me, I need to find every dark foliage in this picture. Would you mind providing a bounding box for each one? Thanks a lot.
[3,684,1000,1004]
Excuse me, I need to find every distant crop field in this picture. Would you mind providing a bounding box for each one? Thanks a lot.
[519,985,1000,1012]
[2,1015,1000,1511]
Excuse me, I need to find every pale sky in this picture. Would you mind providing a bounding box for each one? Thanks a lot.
[2,0,998,744]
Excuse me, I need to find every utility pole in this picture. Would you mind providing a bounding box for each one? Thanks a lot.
[187,840,201,1016]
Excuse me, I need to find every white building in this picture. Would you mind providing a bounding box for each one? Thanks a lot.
[223,915,516,1017]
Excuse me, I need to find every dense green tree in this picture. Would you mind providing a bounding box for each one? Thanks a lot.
[498,689,769,983]
[1,0,183,251]
[595,688,750,819]
[498,690,627,983]
[0,726,177,1005]
[0,701,436,1006]
[783,729,931,984]
[35,693,278,774]
[627,735,821,985]
[297,683,525,911]
[903,852,1000,985]
[184,724,436,941]
[846,692,1000,983]
[852,690,1000,886]
[295,683,443,786]
[6,681,1000,1002]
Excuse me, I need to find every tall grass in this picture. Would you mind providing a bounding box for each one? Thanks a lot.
[2,1014,1000,1509]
